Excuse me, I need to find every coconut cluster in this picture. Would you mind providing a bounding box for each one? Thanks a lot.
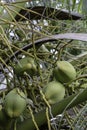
[42,61,76,104]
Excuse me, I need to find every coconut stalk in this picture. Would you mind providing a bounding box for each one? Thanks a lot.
[16,88,87,130]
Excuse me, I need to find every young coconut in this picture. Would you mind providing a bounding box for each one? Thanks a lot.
[14,57,37,77]
[4,88,26,118]
[42,81,65,104]
[53,61,76,83]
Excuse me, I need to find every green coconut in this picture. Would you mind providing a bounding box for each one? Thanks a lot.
[14,57,37,77]
[42,81,65,104]
[4,88,26,118]
[53,61,76,83]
